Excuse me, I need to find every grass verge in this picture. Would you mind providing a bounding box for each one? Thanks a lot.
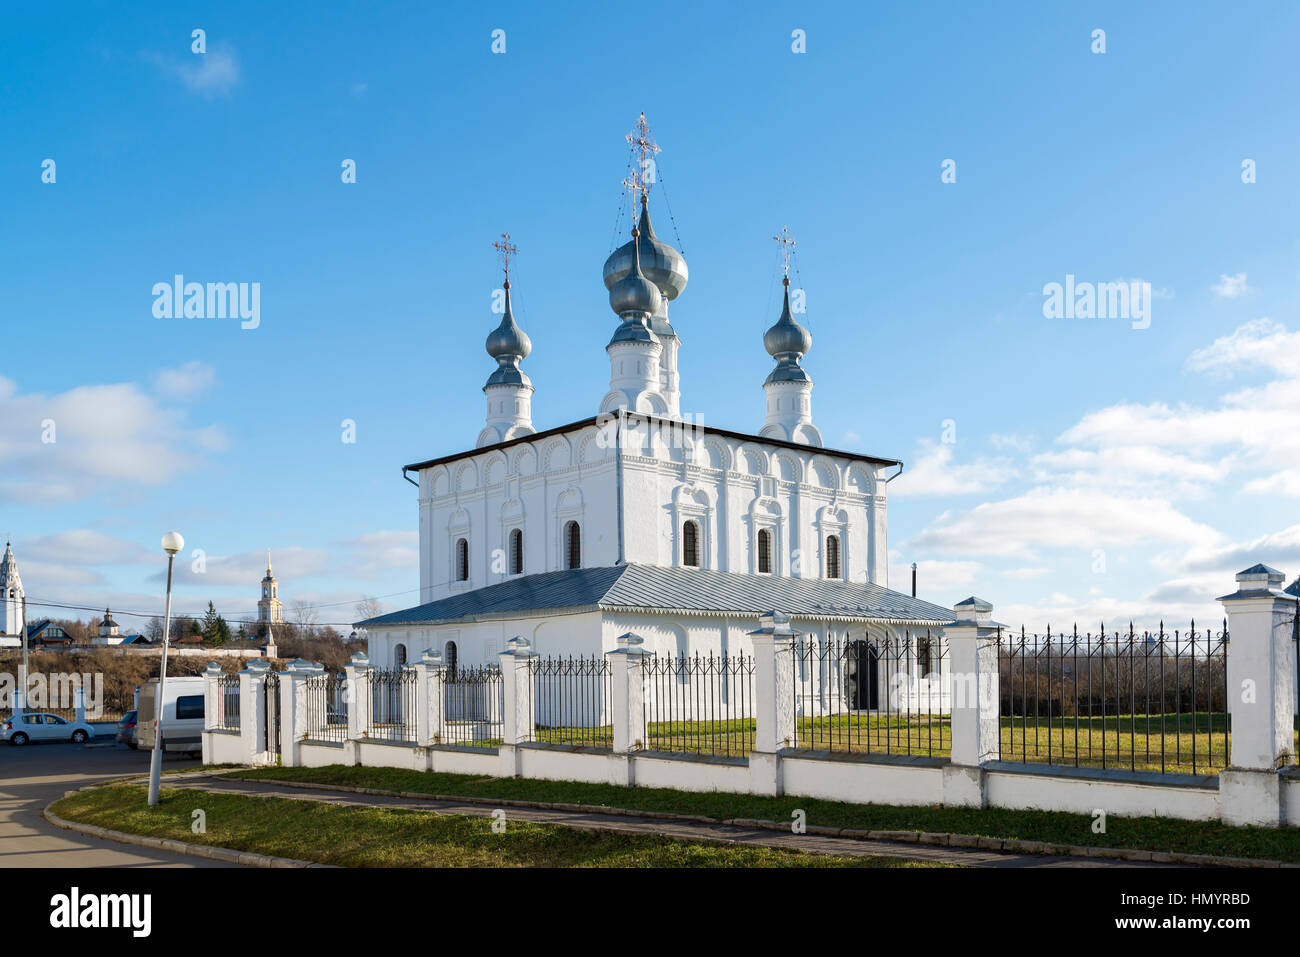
[233,763,1300,863]
[48,783,940,868]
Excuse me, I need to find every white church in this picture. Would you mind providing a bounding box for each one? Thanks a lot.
[357,118,955,708]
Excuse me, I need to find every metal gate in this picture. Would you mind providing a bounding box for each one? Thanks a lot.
[264,671,281,758]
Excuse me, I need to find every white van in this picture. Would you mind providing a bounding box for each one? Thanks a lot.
[137,676,206,755]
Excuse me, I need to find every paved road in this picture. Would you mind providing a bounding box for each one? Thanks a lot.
[189,773,1172,868]
[0,737,238,868]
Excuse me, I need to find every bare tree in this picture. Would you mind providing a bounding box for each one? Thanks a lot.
[355,595,384,624]
[291,600,319,639]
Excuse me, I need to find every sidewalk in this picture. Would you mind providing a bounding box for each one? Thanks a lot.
[179,772,1173,868]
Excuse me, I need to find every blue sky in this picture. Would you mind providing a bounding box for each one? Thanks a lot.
[2,1,1297,632]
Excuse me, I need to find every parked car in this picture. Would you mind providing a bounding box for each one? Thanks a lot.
[3,712,95,746]
[137,676,205,755]
[116,710,138,748]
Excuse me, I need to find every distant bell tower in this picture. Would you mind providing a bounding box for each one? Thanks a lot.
[257,550,283,628]
[0,541,24,640]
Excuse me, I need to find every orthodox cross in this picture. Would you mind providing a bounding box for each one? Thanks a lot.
[492,232,518,281]
[774,225,797,278]
[622,111,661,208]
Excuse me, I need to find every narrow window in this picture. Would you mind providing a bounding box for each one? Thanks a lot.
[509,528,524,575]
[758,528,771,574]
[564,521,581,569]
[455,537,469,581]
[826,534,841,579]
[683,520,700,567]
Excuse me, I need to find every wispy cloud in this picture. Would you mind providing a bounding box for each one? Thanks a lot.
[152,360,216,401]
[1211,272,1252,298]
[150,48,241,98]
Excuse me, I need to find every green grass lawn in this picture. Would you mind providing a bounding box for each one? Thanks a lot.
[49,783,939,868]
[518,711,1235,775]
[230,763,1300,863]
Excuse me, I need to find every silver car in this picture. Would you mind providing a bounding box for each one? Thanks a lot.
[2,712,94,746]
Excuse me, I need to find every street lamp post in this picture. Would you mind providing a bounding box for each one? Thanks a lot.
[147,531,184,807]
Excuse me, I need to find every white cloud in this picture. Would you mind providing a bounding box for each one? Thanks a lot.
[162,546,330,587]
[989,432,1034,453]
[1211,272,1252,298]
[0,375,228,504]
[892,441,1015,498]
[345,531,419,579]
[152,360,216,401]
[911,487,1221,558]
[1186,317,1299,377]
[888,555,982,598]
[157,49,241,98]
[20,530,153,566]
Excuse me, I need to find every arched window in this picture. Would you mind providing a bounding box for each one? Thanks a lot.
[682,520,700,567]
[394,643,407,667]
[455,538,469,581]
[444,640,458,681]
[509,528,524,575]
[757,528,772,574]
[564,521,581,569]
[826,535,841,579]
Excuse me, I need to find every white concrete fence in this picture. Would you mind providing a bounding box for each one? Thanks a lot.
[203,564,1300,827]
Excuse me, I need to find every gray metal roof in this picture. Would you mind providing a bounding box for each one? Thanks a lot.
[358,564,955,628]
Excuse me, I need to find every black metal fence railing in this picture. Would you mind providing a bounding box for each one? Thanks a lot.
[441,664,503,747]
[998,623,1229,776]
[643,652,755,757]
[368,667,417,743]
[303,671,347,742]
[214,673,241,731]
[529,655,613,749]
[792,632,951,757]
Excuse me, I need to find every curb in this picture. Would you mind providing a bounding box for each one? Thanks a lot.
[43,787,333,869]
[216,772,1290,868]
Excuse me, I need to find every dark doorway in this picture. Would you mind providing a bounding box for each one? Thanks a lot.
[845,639,879,710]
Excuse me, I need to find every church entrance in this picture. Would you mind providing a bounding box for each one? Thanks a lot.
[845,640,879,711]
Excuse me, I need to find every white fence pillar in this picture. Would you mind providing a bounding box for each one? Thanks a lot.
[240,658,270,762]
[1220,564,1298,826]
[943,596,1001,808]
[498,637,536,777]
[748,612,797,797]
[414,649,447,746]
[344,652,371,765]
[280,658,323,768]
[607,632,648,753]
[201,661,222,764]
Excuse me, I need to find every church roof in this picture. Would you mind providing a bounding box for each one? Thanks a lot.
[356,563,955,628]
[403,414,902,474]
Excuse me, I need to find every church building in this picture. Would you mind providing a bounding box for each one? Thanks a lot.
[357,116,954,689]
[0,542,24,648]
[258,551,283,632]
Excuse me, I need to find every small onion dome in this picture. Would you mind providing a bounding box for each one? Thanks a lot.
[603,195,688,303]
[764,278,812,385]
[485,281,531,361]
[608,226,663,318]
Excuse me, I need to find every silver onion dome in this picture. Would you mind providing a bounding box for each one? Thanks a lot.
[608,226,662,319]
[485,281,531,360]
[485,281,533,389]
[764,278,812,384]
[764,278,812,357]
[603,194,688,303]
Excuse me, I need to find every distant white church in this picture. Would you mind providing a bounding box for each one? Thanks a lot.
[1,542,23,648]
[357,119,954,693]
